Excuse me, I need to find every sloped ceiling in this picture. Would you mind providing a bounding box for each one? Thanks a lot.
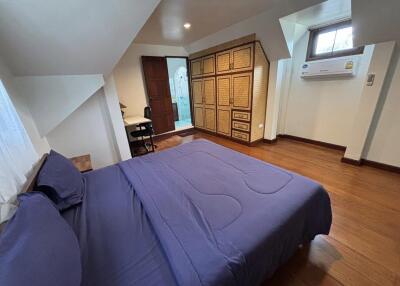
[352,0,400,47]
[281,0,351,27]
[136,0,325,60]
[0,0,160,76]
[135,0,280,46]
[13,75,105,136]
[183,0,326,60]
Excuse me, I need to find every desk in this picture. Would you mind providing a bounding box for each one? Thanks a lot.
[124,116,154,157]
[124,116,151,127]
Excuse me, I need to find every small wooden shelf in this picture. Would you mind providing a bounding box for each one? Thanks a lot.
[70,154,93,173]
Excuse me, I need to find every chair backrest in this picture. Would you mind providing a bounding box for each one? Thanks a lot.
[144,106,152,119]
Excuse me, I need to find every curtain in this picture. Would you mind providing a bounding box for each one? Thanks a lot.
[0,80,38,223]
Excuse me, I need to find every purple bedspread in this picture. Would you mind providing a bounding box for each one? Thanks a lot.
[62,165,177,286]
[118,139,332,286]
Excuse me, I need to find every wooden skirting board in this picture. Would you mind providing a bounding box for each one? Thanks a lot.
[154,127,196,141]
[361,159,400,173]
[277,134,346,151]
[156,129,400,174]
[342,157,400,173]
[263,138,278,144]
[341,157,362,166]
[267,134,400,174]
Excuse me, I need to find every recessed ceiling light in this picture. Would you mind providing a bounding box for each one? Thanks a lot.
[183,23,191,29]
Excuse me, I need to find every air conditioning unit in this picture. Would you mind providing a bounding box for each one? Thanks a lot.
[301,58,356,78]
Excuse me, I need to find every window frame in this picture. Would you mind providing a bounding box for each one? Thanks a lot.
[306,20,364,62]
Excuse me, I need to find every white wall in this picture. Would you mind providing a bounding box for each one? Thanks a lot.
[112,43,187,117]
[46,88,119,169]
[278,28,374,146]
[363,45,400,167]
[13,75,104,136]
[103,75,131,161]
[0,57,50,155]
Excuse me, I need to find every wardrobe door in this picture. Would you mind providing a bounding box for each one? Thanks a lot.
[192,79,204,128]
[231,44,254,73]
[191,59,202,78]
[202,55,215,76]
[216,75,231,136]
[203,77,216,132]
[216,51,231,74]
[232,72,252,110]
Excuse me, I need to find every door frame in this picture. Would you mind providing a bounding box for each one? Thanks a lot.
[165,56,194,127]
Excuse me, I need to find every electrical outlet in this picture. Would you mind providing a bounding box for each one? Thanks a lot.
[367,73,375,86]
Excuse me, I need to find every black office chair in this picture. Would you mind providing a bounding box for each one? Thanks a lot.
[130,107,155,155]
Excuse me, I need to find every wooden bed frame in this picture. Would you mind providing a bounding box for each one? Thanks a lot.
[20,154,48,194]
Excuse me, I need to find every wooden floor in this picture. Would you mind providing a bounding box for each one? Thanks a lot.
[155,131,400,286]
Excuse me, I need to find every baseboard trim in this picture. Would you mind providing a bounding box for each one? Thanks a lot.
[341,157,362,166]
[193,127,255,146]
[263,138,278,144]
[277,134,346,151]
[341,157,400,173]
[154,127,195,141]
[250,138,264,146]
[361,159,400,174]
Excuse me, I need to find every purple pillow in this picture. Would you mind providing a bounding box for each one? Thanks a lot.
[36,150,84,210]
[0,192,81,286]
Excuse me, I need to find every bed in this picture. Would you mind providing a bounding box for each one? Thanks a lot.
[1,139,332,286]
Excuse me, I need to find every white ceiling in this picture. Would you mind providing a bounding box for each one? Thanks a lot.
[282,0,351,28]
[0,0,160,76]
[134,0,282,46]
[2,0,397,77]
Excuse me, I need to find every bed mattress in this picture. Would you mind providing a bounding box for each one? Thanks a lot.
[64,139,332,286]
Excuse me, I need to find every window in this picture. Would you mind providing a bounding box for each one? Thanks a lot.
[306,20,364,61]
[0,79,38,223]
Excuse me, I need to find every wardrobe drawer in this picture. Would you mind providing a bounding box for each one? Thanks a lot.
[232,130,249,142]
[232,111,251,122]
[232,121,250,132]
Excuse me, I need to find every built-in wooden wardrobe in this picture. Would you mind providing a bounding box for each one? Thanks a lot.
[189,36,270,144]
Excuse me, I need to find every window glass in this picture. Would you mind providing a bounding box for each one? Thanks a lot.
[306,20,364,61]
[0,79,38,223]
[315,30,336,55]
[333,26,353,51]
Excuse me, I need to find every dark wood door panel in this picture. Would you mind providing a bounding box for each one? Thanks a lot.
[142,56,175,134]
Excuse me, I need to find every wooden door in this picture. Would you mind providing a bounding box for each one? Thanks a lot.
[203,77,216,131]
[231,44,254,72]
[216,75,231,136]
[191,59,202,78]
[142,56,175,134]
[202,55,215,76]
[192,79,204,129]
[216,50,231,74]
[232,72,252,110]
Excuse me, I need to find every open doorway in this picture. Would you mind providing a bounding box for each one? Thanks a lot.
[166,57,193,130]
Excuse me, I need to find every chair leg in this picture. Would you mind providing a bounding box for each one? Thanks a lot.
[141,135,148,153]
[149,134,155,152]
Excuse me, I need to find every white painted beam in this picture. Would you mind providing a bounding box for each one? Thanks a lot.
[103,75,131,161]
[344,41,396,161]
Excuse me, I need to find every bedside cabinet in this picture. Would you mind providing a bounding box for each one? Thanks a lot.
[70,154,93,173]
